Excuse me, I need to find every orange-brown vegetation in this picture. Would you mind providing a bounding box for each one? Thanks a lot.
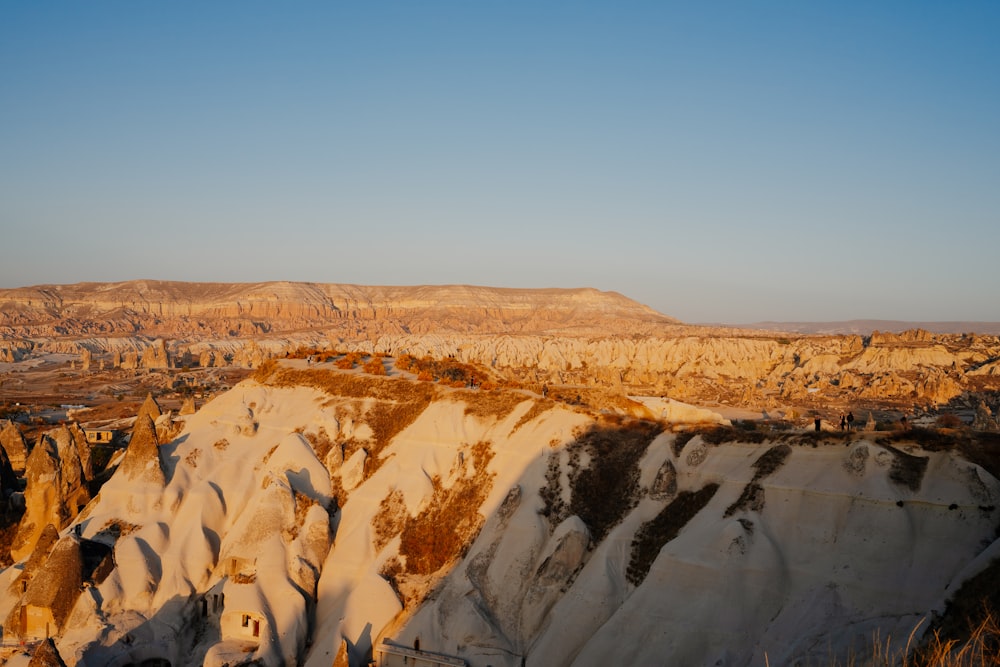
[398,441,495,576]
[254,364,438,478]
[453,388,533,421]
[362,356,387,376]
[303,427,336,463]
[284,489,320,542]
[372,490,406,552]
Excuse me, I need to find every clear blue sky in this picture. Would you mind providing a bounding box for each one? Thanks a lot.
[2,2,998,324]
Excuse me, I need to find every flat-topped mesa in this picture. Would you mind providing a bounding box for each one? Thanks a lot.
[0,280,678,337]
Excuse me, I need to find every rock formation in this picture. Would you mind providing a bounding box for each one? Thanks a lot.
[136,393,162,424]
[10,438,74,562]
[0,419,29,473]
[7,535,84,642]
[119,413,165,485]
[28,638,69,667]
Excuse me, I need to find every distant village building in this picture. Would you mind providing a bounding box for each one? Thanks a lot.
[83,428,117,445]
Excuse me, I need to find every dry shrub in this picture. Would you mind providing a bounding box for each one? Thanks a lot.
[923,555,1000,662]
[396,354,415,371]
[937,414,965,429]
[335,357,355,370]
[214,438,229,450]
[627,483,719,586]
[303,428,335,462]
[417,370,434,382]
[184,448,201,468]
[398,441,495,576]
[701,425,770,445]
[0,507,24,567]
[363,357,387,375]
[379,557,406,606]
[959,432,1000,482]
[252,359,279,382]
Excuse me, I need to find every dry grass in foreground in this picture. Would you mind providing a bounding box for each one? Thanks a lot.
[780,611,1000,667]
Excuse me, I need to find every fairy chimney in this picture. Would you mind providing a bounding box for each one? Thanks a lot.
[10,438,69,562]
[120,413,165,485]
[0,419,29,473]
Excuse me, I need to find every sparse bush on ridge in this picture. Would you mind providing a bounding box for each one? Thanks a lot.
[362,356,387,375]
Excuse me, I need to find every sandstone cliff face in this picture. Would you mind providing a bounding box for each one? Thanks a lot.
[0,281,676,339]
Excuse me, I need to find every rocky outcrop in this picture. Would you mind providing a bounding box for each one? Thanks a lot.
[8,535,85,642]
[11,437,74,561]
[28,638,68,667]
[119,414,165,485]
[47,426,91,512]
[136,393,162,424]
[0,419,29,473]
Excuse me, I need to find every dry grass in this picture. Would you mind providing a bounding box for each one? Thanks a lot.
[454,389,530,421]
[254,365,438,476]
[511,400,554,433]
[808,611,1000,666]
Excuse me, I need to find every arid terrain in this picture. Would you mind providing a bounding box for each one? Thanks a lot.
[1,281,1000,666]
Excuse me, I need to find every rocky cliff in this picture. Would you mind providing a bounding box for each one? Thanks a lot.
[2,280,1000,419]
[1,365,997,666]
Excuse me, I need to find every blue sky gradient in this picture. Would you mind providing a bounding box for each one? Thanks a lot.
[2,2,998,323]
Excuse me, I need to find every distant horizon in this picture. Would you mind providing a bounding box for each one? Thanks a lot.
[3,276,999,333]
[3,3,998,323]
